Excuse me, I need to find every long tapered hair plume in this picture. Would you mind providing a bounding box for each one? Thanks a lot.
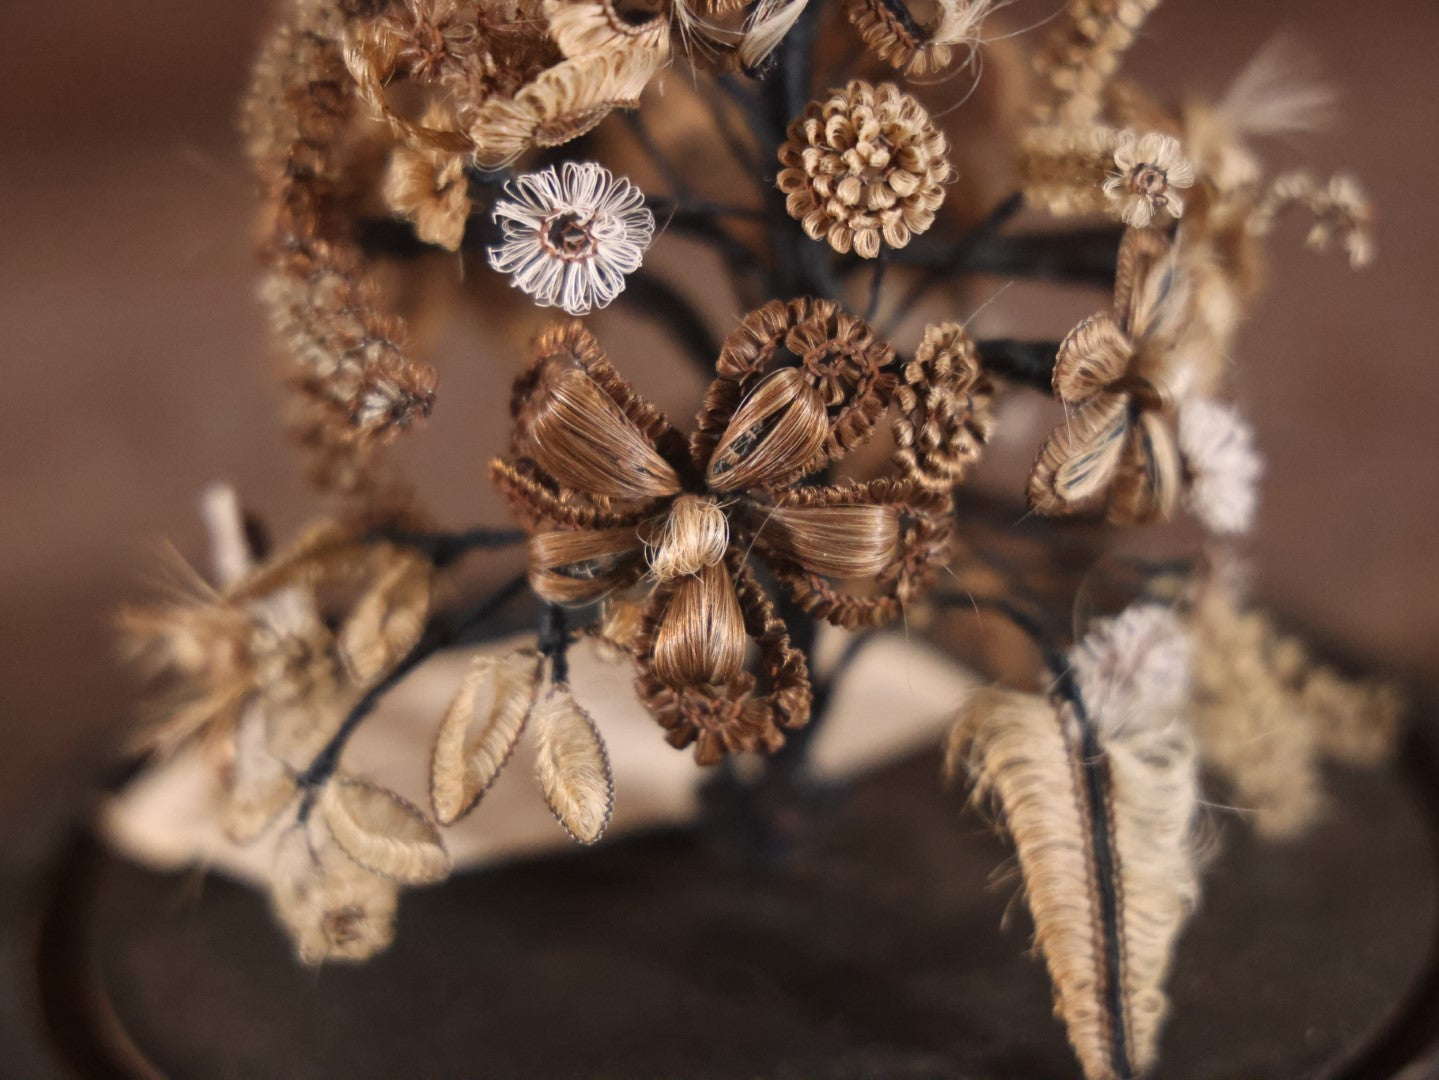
[945,604,1200,1080]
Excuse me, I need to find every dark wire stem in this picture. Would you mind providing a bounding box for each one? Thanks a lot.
[295,572,530,815]
[698,78,763,174]
[645,196,764,222]
[753,5,842,301]
[624,270,722,374]
[864,246,888,324]
[932,592,1069,675]
[961,228,1122,286]
[623,109,693,199]
[537,603,571,686]
[357,214,495,259]
[716,75,772,153]
[878,191,1025,338]
[725,610,878,791]
[466,165,516,189]
[977,339,1060,391]
[887,224,1123,284]
[366,526,527,568]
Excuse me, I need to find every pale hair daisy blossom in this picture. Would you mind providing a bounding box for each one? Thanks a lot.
[1103,131,1196,228]
[1070,603,1192,725]
[487,161,655,316]
[1177,397,1263,535]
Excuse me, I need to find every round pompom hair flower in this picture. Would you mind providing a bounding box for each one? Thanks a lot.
[777,79,953,259]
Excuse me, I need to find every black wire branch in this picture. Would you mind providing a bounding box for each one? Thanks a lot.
[880,192,1026,335]
[646,197,764,222]
[295,572,530,813]
[625,269,722,374]
[465,165,516,189]
[717,75,773,153]
[367,526,527,568]
[624,110,693,200]
[889,224,1122,285]
[753,6,843,302]
[932,591,1070,675]
[977,339,1060,391]
[698,80,764,174]
[538,603,571,686]
[647,198,769,306]
[864,247,888,324]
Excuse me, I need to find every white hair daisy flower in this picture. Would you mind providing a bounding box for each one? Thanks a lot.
[1177,397,1263,535]
[1103,131,1196,228]
[487,161,655,316]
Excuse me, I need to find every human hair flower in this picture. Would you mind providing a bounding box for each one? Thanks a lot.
[1103,130,1195,227]
[1027,228,1191,525]
[777,79,952,259]
[490,310,953,763]
[892,321,994,491]
[382,105,472,251]
[487,161,656,316]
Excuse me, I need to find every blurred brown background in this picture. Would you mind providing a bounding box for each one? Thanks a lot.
[2,2,1436,830]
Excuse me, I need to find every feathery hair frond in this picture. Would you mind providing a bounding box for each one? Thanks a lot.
[947,605,1200,1080]
[1216,36,1336,138]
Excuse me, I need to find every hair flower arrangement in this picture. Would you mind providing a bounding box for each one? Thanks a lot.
[122,3,1404,1074]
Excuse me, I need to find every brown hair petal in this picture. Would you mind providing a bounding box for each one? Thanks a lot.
[1028,396,1130,516]
[529,527,646,605]
[528,367,682,501]
[703,298,897,471]
[1115,227,1185,344]
[1106,409,1182,526]
[760,503,901,580]
[633,558,810,763]
[470,48,660,168]
[648,561,746,688]
[761,479,952,629]
[705,368,830,492]
[490,457,658,531]
[512,322,686,464]
[547,0,672,60]
[1053,313,1132,403]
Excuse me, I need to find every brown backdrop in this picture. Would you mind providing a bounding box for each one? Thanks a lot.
[1,1,1435,825]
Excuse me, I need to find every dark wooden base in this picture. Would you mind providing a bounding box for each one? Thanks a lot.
[15,747,1436,1080]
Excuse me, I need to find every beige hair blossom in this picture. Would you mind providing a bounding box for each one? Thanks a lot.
[777,80,952,259]
[1103,130,1195,227]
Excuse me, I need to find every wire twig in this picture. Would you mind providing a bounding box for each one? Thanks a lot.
[295,573,530,813]
[366,527,527,567]
[625,269,721,374]
[977,339,1060,391]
